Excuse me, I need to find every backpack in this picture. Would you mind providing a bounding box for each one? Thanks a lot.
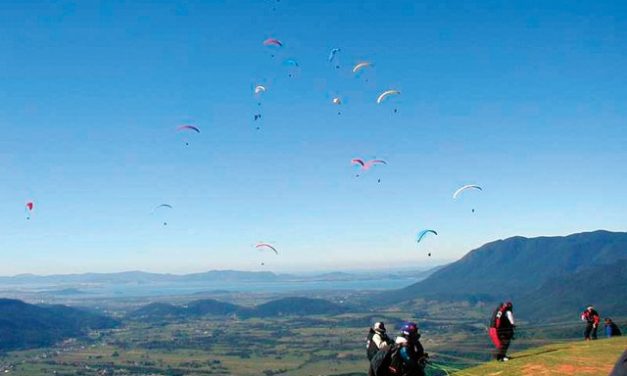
[366,329,379,360]
[371,344,404,376]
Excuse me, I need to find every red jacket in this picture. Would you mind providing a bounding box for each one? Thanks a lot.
[581,309,600,325]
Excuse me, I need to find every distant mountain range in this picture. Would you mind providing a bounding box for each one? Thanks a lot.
[385,230,627,319]
[0,299,119,351]
[0,268,436,286]
[127,297,349,321]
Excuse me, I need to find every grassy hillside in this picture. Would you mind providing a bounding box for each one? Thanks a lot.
[452,337,627,376]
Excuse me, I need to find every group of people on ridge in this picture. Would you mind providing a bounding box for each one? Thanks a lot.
[366,321,428,376]
[580,306,622,340]
[364,303,622,374]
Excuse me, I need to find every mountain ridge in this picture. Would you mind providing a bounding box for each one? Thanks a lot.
[384,230,627,316]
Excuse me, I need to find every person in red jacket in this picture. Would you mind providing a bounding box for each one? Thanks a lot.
[488,302,515,361]
[581,306,600,340]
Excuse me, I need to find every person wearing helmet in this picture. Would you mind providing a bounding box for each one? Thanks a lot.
[489,302,516,361]
[392,322,427,376]
[581,306,600,340]
[367,322,392,360]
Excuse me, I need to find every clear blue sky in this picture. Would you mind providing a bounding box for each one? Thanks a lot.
[0,0,625,275]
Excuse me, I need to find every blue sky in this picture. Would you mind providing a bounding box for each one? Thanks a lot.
[0,0,625,275]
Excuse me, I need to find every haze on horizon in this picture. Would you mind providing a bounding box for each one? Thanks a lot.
[0,1,625,275]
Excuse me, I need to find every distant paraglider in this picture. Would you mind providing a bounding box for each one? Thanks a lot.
[332,97,342,115]
[177,125,200,146]
[352,158,387,182]
[453,185,483,213]
[284,59,299,77]
[328,48,340,68]
[153,204,173,226]
[263,38,283,58]
[253,85,266,129]
[256,243,278,255]
[377,90,401,113]
[25,201,34,220]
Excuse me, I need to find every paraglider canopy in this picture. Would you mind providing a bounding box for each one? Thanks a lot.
[416,229,438,244]
[177,125,200,133]
[351,158,387,170]
[453,185,482,199]
[256,243,278,255]
[376,90,400,104]
[328,48,340,62]
[263,38,283,47]
[254,85,266,95]
[352,61,373,73]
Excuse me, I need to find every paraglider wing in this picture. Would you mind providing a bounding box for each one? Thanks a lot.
[363,159,387,170]
[284,59,299,67]
[452,185,483,199]
[416,229,438,244]
[352,62,372,73]
[256,243,278,255]
[154,204,173,210]
[376,90,401,104]
[263,38,283,47]
[177,125,200,133]
[351,158,365,168]
[328,48,340,62]
[332,97,342,105]
[254,85,266,95]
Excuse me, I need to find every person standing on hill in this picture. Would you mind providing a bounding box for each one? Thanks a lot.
[366,322,392,361]
[605,318,622,338]
[394,322,427,376]
[581,306,600,340]
[488,301,516,361]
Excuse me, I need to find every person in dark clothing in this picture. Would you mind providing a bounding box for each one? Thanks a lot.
[488,301,515,361]
[605,318,622,338]
[581,306,600,340]
[394,322,427,376]
[367,322,393,360]
[368,322,427,376]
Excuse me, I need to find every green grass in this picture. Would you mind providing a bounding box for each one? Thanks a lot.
[452,336,627,376]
